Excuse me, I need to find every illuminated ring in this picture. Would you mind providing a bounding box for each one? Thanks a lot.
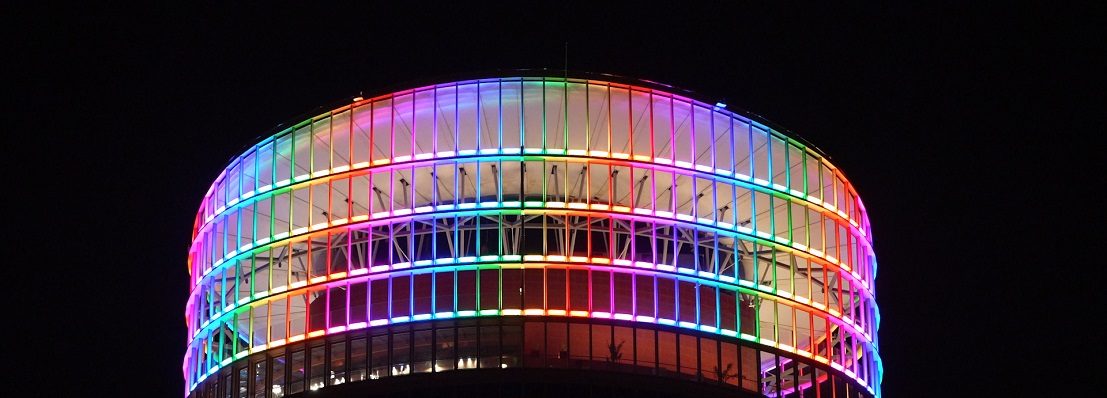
[185,76,881,397]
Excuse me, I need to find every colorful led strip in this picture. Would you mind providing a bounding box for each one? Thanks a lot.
[185,77,881,397]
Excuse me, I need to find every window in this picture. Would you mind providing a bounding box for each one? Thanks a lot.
[635,328,655,374]
[678,334,698,379]
[350,338,367,382]
[657,331,677,373]
[370,334,388,379]
[237,366,248,398]
[330,341,346,385]
[547,268,566,311]
[331,110,351,170]
[613,326,633,366]
[523,322,544,368]
[546,322,568,367]
[613,273,633,315]
[289,350,304,394]
[635,275,654,318]
[392,275,412,319]
[700,339,718,383]
[591,271,611,314]
[478,325,501,369]
[271,355,285,397]
[251,360,266,398]
[523,268,544,310]
[429,271,452,315]
[312,118,331,175]
[435,327,455,371]
[456,270,476,312]
[413,273,433,316]
[391,330,410,375]
[414,329,433,373]
[479,269,499,311]
[293,125,311,180]
[569,323,590,362]
[457,326,478,368]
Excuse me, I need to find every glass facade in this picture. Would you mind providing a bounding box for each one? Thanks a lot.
[185,76,880,397]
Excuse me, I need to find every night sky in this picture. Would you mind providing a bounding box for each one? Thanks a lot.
[12,3,1100,397]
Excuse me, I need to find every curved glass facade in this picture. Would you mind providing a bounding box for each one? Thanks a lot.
[185,76,880,397]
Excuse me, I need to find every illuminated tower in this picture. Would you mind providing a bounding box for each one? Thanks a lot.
[185,75,881,398]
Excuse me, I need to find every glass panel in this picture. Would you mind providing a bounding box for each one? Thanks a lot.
[502,268,522,311]
[457,83,478,153]
[590,323,613,364]
[238,366,248,398]
[435,327,455,371]
[613,326,633,366]
[312,118,331,175]
[630,90,651,158]
[331,110,351,169]
[591,271,610,314]
[569,323,590,362]
[478,81,500,152]
[392,331,411,375]
[456,270,476,312]
[370,334,388,379]
[542,81,567,152]
[678,334,698,379]
[613,272,632,315]
[523,268,544,310]
[392,275,412,319]
[693,105,713,167]
[479,268,499,311]
[406,90,433,157]
[502,324,522,368]
[369,279,388,321]
[502,80,522,150]
[414,329,433,373]
[351,104,371,167]
[677,281,696,324]
[733,119,752,179]
[547,268,566,311]
[394,93,414,159]
[327,285,347,329]
[252,360,266,398]
[700,339,718,383]
[436,85,458,154]
[635,274,654,318]
[272,355,285,398]
[293,128,317,183]
[635,328,655,374]
[657,330,677,374]
[479,325,501,369]
[350,338,367,382]
[243,151,258,195]
[348,281,367,326]
[565,82,586,152]
[275,134,292,184]
[434,271,454,313]
[522,81,543,150]
[330,341,346,385]
[270,298,287,342]
[523,322,544,368]
[371,98,392,161]
[457,326,478,369]
[413,273,432,316]
[721,342,739,387]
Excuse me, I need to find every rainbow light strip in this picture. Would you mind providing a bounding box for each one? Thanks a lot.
[186,77,881,397]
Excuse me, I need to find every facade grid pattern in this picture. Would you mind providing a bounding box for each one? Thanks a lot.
[185,76,881,398]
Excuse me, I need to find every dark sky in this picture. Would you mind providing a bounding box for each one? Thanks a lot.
[12,3,1101,397]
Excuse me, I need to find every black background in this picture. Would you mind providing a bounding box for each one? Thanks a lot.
[9,3,1102,397]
